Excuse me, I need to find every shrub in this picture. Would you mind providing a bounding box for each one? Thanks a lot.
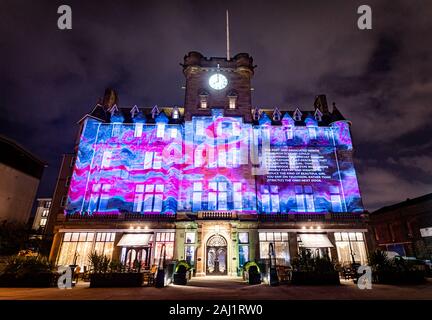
[2,255,53,277]
[88,252,111,273]
[243,261,261,273]
[292,249,336,273]
[175,260,191,273]
[368,250,392,272]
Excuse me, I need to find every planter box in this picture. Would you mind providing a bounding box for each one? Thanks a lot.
[89,273,144,288]
[373,271,426,285]
[291,271,340,285]
[173,272,188,285]
[0,272,54,288]
[244,271,261,285]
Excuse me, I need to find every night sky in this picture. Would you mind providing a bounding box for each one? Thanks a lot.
[1,0,431,211]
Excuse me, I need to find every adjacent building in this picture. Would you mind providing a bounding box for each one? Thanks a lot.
[49,52,370,275]
[0,135,45,224]
[31,198,52,236]
[370,193,432,259]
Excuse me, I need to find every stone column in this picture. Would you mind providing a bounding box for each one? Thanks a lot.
[327,232,339,263]
[288,232,299,263]
[49,231,62,264]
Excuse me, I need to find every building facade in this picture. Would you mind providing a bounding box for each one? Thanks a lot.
[31,198,52,235]
[370,193,432,259]
[0,135,45,224]
[50,52,370,275]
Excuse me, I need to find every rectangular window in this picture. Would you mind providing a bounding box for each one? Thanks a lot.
[65,176,71,187]
[153,153,162,169]
[134,123,143,137]
[192,182,203,211]
[233,182,242,210]
[42,209,49,217]
[218,145,227,167]
[155,232,175,265]
[101,151,112,168]
[334,232,367,265]
[295,185,314,212]
[238,232,249,244]
[232,122,241,136]
[185,232,196,244]
[57,232,115,270]
[286,127,293,140]
[259,232,290,266]
[60,196,67,208]
[131,184,162,213]
[330,185,343,212]
[40,218,47,226]
[309,127,317,139]
[196,120,204,136]
[156,123,165,138]
[185,245,195,265]
[133,185,144,212]
[239,245,249,267]
[143,151,154,169]
[261,185,279,213]
[331,195,342,212]
[170,128,177,138]
[207,181,229,210]
[112,124,121,137]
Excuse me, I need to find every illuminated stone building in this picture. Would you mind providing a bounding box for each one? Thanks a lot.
[50,52,371,275]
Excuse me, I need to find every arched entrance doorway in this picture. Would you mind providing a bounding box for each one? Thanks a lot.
[206,234,228,275]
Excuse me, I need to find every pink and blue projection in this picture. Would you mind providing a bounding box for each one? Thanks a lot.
[66,112,364,216]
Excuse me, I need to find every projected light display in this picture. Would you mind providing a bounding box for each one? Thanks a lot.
[66,112,363,216]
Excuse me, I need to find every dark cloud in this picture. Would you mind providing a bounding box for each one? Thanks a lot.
[0,0,431,210]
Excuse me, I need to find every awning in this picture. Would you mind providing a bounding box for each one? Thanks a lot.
[117,233,152,247]
[299,234,334,248]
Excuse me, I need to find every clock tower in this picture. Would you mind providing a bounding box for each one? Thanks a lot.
[182,51,255,122]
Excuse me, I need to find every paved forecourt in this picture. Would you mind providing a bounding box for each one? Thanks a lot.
[0,276,431,300]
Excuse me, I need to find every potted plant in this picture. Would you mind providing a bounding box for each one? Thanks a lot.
[173,260,191,285]
[243,261,261,285]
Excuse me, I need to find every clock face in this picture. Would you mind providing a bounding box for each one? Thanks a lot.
[209,73,228,90]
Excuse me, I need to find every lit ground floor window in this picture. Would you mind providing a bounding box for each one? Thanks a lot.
[57,232,115,270]
[334,232,367,265]
[154,232,175,265]
[297,233,334,260]
[259,232,290,265]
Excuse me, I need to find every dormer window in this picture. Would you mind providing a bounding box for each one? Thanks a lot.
[227,90,238,109]
[314,108,323,122]
[228,96,237,109]
[151,105,160,119]
[252,107,260,121]
[172,106,179,119]
[273,107,281,121]
[293,108,302,121]
[198,90,209,109]
[200,97,208,109]
[130,105,140,118]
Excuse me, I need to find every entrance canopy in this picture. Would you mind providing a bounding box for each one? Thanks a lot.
[299,234,334,248]
[117,233,152,247]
